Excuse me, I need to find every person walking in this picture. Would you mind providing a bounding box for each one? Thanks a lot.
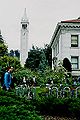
[3,66,13,91]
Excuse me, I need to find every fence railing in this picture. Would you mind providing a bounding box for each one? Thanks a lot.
[15,84,80,99]
[15,84,36,99]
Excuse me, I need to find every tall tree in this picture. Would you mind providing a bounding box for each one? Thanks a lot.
[38,49,47,72]
[44,44,52,68]
[0,44,8,56]
[9,49,20,59]
[9,49,14,57]
[0,30,4,44]
[25,45,48,71]
[0,56,21,70]
[14,50,20,59]
[0,31,8,57]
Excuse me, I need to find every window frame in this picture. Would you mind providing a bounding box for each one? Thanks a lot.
[71,56,79,70]
[71,35,78,47]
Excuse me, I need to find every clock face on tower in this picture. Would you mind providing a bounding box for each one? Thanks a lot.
[22,24,27,29]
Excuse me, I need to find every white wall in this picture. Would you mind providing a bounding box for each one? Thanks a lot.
[52,27,80,76]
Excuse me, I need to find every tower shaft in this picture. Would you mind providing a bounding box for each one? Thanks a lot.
[20,8,29,67]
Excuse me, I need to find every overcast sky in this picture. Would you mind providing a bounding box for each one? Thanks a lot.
[0,0,80,51]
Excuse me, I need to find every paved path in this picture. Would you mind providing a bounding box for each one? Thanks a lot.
[44,116,77,120]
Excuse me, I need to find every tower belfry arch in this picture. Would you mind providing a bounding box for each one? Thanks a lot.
[20,8,29,67]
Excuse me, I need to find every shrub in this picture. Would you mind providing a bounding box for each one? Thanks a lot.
[32,95,80,119]
[0,90,43,120]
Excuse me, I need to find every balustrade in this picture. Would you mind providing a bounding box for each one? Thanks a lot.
[15,85,80,99]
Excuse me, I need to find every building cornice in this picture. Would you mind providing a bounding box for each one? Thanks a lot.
[50,22,80,47]
[61,22,80,28]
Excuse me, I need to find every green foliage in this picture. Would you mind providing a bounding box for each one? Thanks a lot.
[0,90,43,120]
[0,32,21,72]
[44,44,52,67]
[0,32,8,57]
[0,35,21,77]
[0,43,8,57]
[25,46,41,70]
[15,61,70,86]
[25,45,49,71]
[32,95,79,119]
[0,56,21,80]
[9,49,14,56]
[0,106,42,120]
[9,49,20,59]
[38,62,68,86]
[13,68,34,84]
[38,49,48,73]
[0,56,21,69]
[14,49,20,59]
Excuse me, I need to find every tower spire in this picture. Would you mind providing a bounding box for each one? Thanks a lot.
[21,8,29,23]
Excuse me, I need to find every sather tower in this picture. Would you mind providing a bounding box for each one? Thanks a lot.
[20,8,29,66]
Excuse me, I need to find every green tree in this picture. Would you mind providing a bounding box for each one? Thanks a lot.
[25,44,52,71]
[0,44,8,56]
[13,68,34,84]
[38,49,48,73]
[0,31,4,44]
[0,31,8,57]
[9,49,14,57]
[0,56,21,70]
[14,49,20,59]
[9,49,20,59]
[25,45,44,71]
[44,44,52,68]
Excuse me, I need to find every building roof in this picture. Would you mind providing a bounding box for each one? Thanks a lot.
[61,17,80,23]
[50,17,80,47]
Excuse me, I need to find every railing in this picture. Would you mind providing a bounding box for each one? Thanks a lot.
[15,84,36,99]
[76,86,80,98]
[51,87,58,98]
[63,87,71,98]
[15,84,80,99]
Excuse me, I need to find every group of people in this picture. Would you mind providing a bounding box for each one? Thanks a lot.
[0,66,14,91]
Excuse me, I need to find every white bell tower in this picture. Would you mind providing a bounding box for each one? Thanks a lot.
[20,8,29,67]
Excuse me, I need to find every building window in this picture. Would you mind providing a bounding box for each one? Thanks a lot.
[53,47,55,57]
[57,40,59,54]
[71,56,79,69]
[54,41,59,56]
[71,35,78,47]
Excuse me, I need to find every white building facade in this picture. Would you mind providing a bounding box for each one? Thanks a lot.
[50,18,80,76]
[20,8,29,67]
